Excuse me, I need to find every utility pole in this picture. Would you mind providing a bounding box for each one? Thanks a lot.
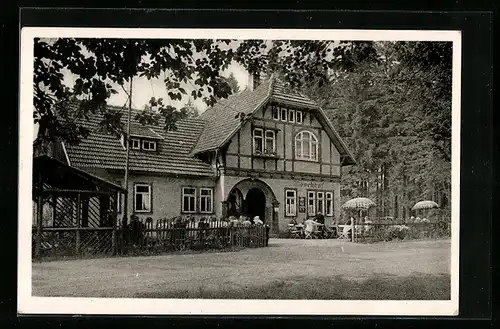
[122,76,133,228]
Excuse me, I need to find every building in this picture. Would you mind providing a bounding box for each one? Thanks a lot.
[61,74,355,234]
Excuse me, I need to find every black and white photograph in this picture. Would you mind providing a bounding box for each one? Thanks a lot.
[18,28,460,316]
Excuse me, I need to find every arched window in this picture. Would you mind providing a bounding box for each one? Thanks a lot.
[295,131,318,161]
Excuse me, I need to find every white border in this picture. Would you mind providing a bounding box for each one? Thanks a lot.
[18,28,461,316]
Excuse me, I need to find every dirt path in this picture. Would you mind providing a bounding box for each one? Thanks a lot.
[32,239,451,298]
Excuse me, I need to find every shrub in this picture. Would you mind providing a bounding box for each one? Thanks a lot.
[383,225,410,241]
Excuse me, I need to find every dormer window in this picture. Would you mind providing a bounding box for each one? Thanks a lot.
[272,105,280,120]
[296,111,303,124]
[280,108,287,122]
[130,138,140,150]
[142,140,157,151]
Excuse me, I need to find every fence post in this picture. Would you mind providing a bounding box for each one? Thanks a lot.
[75,193,81,254]
[351,218,355,243]
[35,191,43,259]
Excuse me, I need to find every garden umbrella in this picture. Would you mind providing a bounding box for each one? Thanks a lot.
[411,200,439,220]
[411,200,439,211]
[341,198,376,242]
[342,197,376,210]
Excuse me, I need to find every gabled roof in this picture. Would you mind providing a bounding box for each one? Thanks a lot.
[129,123,164,140]
[63,103,215,177]
[191,75,356,166]
[191,77,273,154]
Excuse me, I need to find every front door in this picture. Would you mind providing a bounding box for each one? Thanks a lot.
[245,188,266,223]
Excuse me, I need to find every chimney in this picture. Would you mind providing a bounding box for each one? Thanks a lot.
[248,71,266,91]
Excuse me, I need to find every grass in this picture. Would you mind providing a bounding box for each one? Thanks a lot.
[136,273,450,300]
[32,239,451,299]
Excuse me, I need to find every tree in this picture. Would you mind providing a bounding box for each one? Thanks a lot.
[295,41,452,220]
[180,99,200,118]
[34,38,236,149]
[33,38,391,149]
[225,72,240,94]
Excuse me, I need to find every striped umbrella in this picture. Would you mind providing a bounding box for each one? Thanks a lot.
[341,198,376,243]
[411,200,439,211]
[342,197,376,210]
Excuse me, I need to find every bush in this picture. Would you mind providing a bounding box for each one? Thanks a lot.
[383,225,410,241]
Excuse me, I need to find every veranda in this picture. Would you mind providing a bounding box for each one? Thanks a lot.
[32,155,125,258]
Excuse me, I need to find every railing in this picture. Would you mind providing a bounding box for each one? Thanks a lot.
[350,222,451,243]
[116,224,267,255]
[285,221,451,242]
[32,227,115,258]
[33,219,268,259]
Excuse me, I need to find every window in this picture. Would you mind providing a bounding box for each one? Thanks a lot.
[134,184,151,213]
[142,140,157,151]
[307,191,316,216]
[199,188,213,213]
[295,131,319,161]
[272,105,279,120]
[296,111,303,124]
[288,109,295,123]
[130,138,140,150]
[280,107,287,122]
[265,130,276,154]
[285,189,297,216]
[253,128,263,153]
[317,192,325,215]
[182,187,196,213]
[326,192,333,216]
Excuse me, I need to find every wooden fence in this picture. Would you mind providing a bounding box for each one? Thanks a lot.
[345,222,451,243]
[33,218,268,259]
[32,227,115,258]
[116,218,268,254]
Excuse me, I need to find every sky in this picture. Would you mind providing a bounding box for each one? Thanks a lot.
[62,61,251,113]
[56,39,254,113]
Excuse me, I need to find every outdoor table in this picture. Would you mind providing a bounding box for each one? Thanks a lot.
[295,224,305,238]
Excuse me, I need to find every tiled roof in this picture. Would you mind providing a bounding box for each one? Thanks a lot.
[129,123,164,140]
[64,104,215,177]
[191,75,355,165]
[271,78,319,109]
[192,78,273,154]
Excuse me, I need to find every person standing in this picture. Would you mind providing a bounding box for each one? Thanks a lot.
[264,223,270,246]
[315,212,325,238]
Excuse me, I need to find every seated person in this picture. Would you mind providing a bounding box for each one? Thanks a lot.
[315,212,326,237]
[253,216,264,225]
[289,218,298,226]
[242,217,252,227]
[304,218,320,236]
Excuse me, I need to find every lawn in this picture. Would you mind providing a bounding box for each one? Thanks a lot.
[32,238,451,300]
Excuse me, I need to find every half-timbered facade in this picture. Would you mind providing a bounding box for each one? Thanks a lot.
[61,74,355,235]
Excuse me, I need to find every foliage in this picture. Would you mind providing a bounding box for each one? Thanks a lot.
[297,41,452,219]
[34,38,377,148]
[224,72,241,94]
[34,38,452,220]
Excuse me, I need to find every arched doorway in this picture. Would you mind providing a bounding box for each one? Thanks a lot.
[227,188,243,218]
[225,178,279,233]
[245,188,267,223]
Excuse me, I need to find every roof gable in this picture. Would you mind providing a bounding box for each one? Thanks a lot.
[191,75,356,166]
[191,78,273,154]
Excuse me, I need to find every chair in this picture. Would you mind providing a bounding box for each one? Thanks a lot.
[288,224,302,239]
[337,225,351,240]
[304,220,318,239]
